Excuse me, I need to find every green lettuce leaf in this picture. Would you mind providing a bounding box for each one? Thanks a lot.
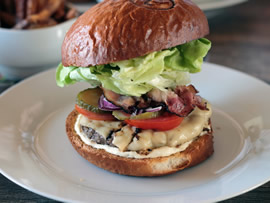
[56,38,211,96]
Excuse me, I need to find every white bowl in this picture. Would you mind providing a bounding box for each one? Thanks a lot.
[0,19,76,81]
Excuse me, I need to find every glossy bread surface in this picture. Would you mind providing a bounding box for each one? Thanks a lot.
[62,0,209,67]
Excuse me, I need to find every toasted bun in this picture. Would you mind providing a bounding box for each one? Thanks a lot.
[62,0,209,67]
[66,110,214,176]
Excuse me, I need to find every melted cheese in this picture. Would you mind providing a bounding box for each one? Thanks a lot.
[74,103,212,159]
[112,125,134,151]
[79,115,122,139]
[166,105,212,146]
[128,130,154,151]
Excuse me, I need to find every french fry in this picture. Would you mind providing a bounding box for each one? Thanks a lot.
[28,0,64,23]
[13,19,28,29]
[37,0,47,13]
[26,0,38,17]
[15,0,26,21]
[10,0,77,29]
[54,0,66,21]
[66,7,77,20]
[27,17,57,29]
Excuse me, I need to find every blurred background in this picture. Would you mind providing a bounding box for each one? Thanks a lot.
[0,0,269,89]
[0,0,80,91]
[0,0,269,202]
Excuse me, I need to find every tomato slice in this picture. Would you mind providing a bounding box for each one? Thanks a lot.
[125,113,184,131]
[75,104,116,121]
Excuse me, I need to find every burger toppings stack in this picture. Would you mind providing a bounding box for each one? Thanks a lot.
[57,0,214,176]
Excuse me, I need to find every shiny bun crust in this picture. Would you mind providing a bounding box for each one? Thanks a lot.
[66,110,214,176]
[62,0,209,67]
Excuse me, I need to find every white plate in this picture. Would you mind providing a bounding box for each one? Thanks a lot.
[72,2,96,13]
[193,0,248,18]
[0,62,270,202]
[72,0,248,15]
[193,0,248,11]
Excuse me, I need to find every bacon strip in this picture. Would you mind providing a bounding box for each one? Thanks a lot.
[102,85,207,116]
[15,0,26,21]
[148,85,207,117]
[26,0,38,17]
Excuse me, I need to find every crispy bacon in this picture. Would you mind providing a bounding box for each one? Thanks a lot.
[148,85,207,117]
[102,85,207,116]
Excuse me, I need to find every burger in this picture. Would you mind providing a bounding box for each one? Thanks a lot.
[56,0,212,176]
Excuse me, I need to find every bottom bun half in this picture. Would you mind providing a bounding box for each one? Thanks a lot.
[66,110,214,177]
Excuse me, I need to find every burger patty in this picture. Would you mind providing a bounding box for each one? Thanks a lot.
[80,124,142,148]
[80,122,212,152]
[81,125,115,146]
[81,124,156,155]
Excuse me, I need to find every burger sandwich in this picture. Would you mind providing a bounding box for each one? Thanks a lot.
[56,0,212,176]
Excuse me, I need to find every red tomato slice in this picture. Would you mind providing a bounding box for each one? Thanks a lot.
[125,113,184,131]
[75,104,116,121]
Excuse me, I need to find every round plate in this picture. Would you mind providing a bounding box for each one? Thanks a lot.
[72,0,248,13]
[0,62,270,202]
[193,0,248,11]
[193,0,248,18]
[71,2,96,13]
[71,0,248,19]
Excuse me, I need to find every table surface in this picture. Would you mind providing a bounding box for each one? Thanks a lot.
[1,0,270,202]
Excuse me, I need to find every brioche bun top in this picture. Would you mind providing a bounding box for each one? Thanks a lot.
[62,0,209,67]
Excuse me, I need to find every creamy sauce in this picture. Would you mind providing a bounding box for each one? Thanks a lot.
[74,103,212,159]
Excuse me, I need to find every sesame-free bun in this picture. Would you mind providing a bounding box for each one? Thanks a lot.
[62,0,209,67]
[66,110,214,176]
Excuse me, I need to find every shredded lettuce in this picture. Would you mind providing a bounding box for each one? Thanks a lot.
[56,38,211,96]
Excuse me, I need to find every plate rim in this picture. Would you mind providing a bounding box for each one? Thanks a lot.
[0,62,270,202]
[193,0,248,11]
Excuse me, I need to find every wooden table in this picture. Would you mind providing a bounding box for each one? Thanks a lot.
[0,0,270,202]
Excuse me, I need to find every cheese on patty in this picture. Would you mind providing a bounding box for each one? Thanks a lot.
[75,103,212,159]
